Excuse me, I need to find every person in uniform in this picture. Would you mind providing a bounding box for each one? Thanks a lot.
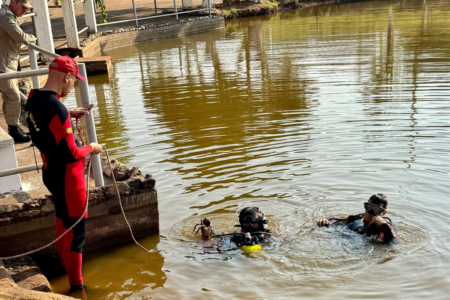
[0,0,37,143]
[25,56,102,292]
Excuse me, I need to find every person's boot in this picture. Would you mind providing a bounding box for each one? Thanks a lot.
[17,126,31,136]
[8,125,31,143]
[69,284,85,293]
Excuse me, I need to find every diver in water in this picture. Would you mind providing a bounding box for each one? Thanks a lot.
[193,207,274,252]
[317,194,396,244]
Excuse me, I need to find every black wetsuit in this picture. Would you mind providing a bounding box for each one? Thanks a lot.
[330,214,396,244]
[25,89,92,287]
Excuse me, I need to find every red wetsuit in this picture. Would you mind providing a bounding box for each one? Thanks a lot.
[25,89,92,287]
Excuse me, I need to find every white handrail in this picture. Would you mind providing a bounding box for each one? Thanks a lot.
[0,164,43,178]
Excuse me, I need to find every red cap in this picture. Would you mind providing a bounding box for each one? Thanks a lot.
[49,56,86,82]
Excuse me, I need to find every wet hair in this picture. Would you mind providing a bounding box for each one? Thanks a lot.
[239,207,261,223]
[369,194,388,209]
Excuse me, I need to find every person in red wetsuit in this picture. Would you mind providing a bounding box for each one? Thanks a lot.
[317,194,396,244]
[24,56,102,292]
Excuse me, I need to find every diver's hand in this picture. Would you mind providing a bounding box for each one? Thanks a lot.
[317,219,329,227]
[369,215,386,227]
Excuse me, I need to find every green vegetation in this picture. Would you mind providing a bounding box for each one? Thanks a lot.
[262,0,279,9]
[94,0,108,23]
[223,7,240,18]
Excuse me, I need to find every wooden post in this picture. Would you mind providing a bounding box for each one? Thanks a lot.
[83,0,97,34]
[30,0,55,62]
[62,0,80,48]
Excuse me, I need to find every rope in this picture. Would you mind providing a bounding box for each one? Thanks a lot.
[0,156,93,260]
[101,145,152,254]
[0,146,152,260]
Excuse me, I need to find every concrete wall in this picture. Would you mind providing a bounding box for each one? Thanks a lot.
[0,128,22,195]
[0,158,159,257]
[81,16,224,58]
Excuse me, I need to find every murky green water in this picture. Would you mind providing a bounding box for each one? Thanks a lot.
[57,0,450,298]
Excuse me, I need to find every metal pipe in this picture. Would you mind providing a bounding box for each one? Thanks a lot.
[0,68,48,80]
[78,63,104,187]
[0,164,43,178]
[154,0,157,15]
[27,43,59,59]
[208,0,211,17]
[19,12,36,19]
[78,26,89,35]
[132,0,139,27]
[28,47,40,88]
[31,11,37,38]
[173,0,178,21]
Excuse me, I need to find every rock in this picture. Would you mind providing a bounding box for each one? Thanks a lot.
[0,203,24,214]
[19,210,40,218]
[139,174,156,190]
[140,25,146,30]
[114,171,130,181]
[3,257,52,293]
[23,199,40,209]
[88,187,105,204]
[105,182,131,199]
[0,217,12,224]
[126,177,141,192]
[41,202,55,213]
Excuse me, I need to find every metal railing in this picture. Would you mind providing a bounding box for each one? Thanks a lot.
[78,26,89,35]
[97,0,212,28]
[0,43,104,187]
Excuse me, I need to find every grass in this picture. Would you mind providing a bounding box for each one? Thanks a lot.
[262,0,279,9]
[223,7,240,18]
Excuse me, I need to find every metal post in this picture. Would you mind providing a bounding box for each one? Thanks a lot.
[132,0,139,27]
[173,0,178,21]
[78,63,104,187]
[154,0,157,15]
[208,0,211,17]
[28,47,40,89]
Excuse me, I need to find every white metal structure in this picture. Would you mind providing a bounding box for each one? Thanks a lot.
[0,43,104,188]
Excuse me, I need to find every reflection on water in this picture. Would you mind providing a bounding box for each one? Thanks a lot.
[58,0,450,298]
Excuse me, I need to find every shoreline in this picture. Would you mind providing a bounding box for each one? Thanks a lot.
[216,0,367,19]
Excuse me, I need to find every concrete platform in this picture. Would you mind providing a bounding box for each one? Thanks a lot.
[0,158,158,258]
[74,56,112,76]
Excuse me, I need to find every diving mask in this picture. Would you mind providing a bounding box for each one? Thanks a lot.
[364,202,385,216]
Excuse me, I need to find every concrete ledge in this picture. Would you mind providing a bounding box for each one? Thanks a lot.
[0,128,14,148]
[0,127,22,195]
[3,257,52,292]
[1,258,76,300]
[0,158,159,257]
[81,15,225,57]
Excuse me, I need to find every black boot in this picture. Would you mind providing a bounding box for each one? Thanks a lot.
[8,125,31,143]
[69,284,85,292]
[18,126,31,136]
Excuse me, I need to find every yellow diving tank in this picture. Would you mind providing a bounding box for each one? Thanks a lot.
[241,244,262,254]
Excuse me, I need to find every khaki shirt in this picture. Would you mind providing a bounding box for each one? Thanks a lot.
[0,5,35,73]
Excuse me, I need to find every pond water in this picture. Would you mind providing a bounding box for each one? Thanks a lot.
[56,0,450,298]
